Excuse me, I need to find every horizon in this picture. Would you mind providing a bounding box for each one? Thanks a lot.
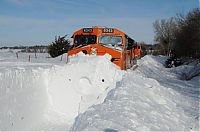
[0,0,199,47]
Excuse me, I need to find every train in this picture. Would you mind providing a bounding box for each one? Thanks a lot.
[67,26,141,70]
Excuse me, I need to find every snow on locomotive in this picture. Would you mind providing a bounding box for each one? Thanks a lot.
[68,26,141,70]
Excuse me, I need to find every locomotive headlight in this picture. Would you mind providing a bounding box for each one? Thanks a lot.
[90,47,97,55]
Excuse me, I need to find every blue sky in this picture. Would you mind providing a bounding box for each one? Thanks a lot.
[0,0,199,46]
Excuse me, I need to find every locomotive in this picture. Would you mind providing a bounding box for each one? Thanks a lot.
[67,26,141,70]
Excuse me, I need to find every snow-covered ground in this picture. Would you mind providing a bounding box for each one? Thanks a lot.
[72,55,199,131]
[0,49,199,131]
[0,50,123,130]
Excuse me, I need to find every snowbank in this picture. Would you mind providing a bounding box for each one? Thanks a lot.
[137,55,199,98]
[0,51,199,131]
[0,51,123,130]
[47,53,124,123]
[179,61,200,80]
[0,67,49,130]
[71,55,199,131]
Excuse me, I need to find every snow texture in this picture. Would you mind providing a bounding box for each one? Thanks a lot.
[71,55,199,131]
[0,50,123,130]
[0,50,199,131]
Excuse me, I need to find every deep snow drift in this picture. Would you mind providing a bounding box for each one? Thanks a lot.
[0,51,123,130]
[71,55,199,131]
[0,50,199,131]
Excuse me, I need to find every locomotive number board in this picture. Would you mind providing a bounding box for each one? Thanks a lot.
[83,28,93,33]
[102,28,114,33]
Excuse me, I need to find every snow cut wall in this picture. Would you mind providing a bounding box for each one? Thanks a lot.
[0,53,124,130]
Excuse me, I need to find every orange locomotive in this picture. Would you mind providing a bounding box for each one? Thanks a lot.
[68,26,141,70]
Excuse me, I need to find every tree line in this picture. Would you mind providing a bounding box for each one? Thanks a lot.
[47,8,199,58]
[153,8,200,58]
[0,45,48,53]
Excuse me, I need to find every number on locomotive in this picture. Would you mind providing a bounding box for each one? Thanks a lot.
[102,28,114,33]
[83,28,93,33]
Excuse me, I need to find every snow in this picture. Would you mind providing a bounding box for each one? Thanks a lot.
[71,55,199,131]
[0,50,123,130]
[0,50,199,131]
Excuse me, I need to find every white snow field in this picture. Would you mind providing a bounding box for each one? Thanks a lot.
[0,50,199,131]
[0,50,123,130]
[72,55,199,131]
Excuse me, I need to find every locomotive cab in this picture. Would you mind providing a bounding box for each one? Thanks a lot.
[68,26,141,70]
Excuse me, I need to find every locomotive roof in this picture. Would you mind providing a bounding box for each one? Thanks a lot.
[71,27,134,40]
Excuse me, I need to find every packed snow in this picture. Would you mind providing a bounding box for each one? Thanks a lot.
[0,50,123,130]
[0,49,199,131]
[72,55,199,131]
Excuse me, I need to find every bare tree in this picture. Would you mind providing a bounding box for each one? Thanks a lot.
[153,17,178,56]
[174,8,200,58]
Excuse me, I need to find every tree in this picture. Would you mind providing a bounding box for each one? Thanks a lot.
[173,8,200,58]
[153,17,178,56]
[153,8,200,58]
[48,35,71,58]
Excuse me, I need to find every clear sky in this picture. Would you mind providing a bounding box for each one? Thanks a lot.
[0,0,199,46]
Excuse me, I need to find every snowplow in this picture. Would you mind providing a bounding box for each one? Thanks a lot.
[67,26,141,70]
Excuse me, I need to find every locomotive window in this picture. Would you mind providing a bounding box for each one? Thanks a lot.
[127,37,135,50]
[74,35,96,46]
[99,35,122,50]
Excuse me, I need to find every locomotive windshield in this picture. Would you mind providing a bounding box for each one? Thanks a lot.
[74,35,96,46]
[99,35,122,50]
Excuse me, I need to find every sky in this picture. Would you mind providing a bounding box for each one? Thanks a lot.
[0,0,199,47]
